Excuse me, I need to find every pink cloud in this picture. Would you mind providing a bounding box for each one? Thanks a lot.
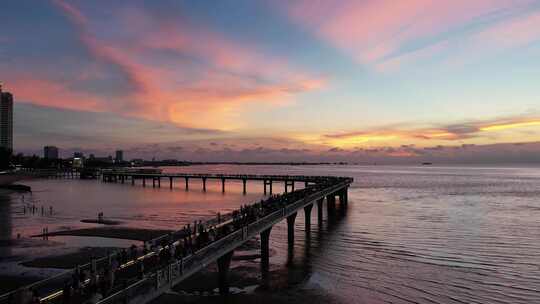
[51,0,87,26]
[284,0,535,68]
[44,1,326,129]
[10,77,103,111]
[473,11,540,48]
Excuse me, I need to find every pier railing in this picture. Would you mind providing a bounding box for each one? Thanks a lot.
[101,170,336,182]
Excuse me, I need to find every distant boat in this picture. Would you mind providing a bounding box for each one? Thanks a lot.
[421,162,433,166]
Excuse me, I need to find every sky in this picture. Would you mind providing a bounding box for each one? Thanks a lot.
[2,0,540,163]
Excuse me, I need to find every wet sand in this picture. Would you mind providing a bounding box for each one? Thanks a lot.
[32,227,172,241]
[2,226,170,294]
[21,247,120,269]
[80,219,123,225]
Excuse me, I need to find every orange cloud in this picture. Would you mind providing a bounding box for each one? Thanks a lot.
[44,0,326,130]
[10,77,103,111]
[315,116,540,148]
[480,120,540,132]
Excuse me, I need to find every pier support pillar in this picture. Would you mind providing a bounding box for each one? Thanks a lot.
[143,178,146,187]
[185,177,189,191]
[285,180,295,193]
[152,178,156,188]
[158,177,161,188]
[317,199,323,223]
[217,251,234,295]
[203,178,207,192]
[340,188,348,205]
[327,195,336,213]
[263,180,273,195]
[304,204,313,233]
[131,176,135,186]
[260,227,272,274]
[242,179,247,195]
[287,212,297,251]
[169,177,173,189]
[221,178,226,193]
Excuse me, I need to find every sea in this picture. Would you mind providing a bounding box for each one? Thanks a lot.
[1,164,540,303]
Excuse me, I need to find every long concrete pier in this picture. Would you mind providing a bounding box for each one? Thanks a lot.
[0,173,352,304]
[102,171,323,194]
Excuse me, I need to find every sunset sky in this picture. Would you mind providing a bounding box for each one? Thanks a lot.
[2,0,540,163]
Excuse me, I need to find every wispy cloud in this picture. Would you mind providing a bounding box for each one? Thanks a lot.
[319,116,540,147]
[31,0,326,130]
[282,0,540,70]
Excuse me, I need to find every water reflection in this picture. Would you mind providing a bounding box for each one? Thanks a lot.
[274,201,349,290]
[1,165,540,304]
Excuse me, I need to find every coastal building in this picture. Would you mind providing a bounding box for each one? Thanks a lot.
[0,84,13,150]
[72,157,83,168]
[44,146,59,159]
[94,156,113,163]
[73,152,85,168]
[115,150,123,162]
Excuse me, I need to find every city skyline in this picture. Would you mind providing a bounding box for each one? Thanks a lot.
[3,1,540,163]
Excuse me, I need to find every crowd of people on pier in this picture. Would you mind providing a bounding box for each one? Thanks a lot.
[11,177,347,304]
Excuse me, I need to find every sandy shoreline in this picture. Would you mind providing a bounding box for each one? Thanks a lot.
[4,228,294,301]
[4,223,330,303]
[31,226,172,242]
[1,226,170,295]
[21,246,121,269]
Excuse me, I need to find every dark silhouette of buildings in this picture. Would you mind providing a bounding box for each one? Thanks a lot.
[0,84,13,150]
[115,150,124,162]
[44,146,59,159]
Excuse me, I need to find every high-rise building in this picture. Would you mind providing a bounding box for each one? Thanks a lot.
[115,150,123,162]
[44,146,59,159]
[0,84,13,150]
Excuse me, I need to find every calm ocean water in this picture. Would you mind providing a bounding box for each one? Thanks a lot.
[2,165,540,303]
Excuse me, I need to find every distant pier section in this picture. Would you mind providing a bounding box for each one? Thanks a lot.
[101,170,330,194]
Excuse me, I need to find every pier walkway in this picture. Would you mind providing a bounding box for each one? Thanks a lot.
[0,174,352,304]
[101,170,330,194]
